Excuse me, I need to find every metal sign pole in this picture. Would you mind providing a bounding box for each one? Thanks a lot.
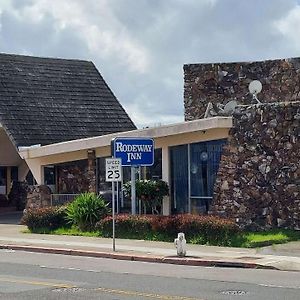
[116,182,119,214]
[131,166,136,215]
[112,181,116,251]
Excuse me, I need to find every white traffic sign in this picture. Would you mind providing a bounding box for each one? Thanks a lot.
[105,158,122,182]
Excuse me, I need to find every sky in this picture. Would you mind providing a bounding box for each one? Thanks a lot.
[1,0,300,128]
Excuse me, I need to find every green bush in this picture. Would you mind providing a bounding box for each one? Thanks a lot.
[97,214,239,245]
[65,192,110,231]
[21,206,68,232]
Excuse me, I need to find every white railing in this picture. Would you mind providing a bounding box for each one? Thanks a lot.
[50,194,79,206]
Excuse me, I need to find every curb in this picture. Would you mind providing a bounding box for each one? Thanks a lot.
[0,244,278,270]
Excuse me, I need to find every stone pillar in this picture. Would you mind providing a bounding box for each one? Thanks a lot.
[26,185,51,210]
[87,149,96,193]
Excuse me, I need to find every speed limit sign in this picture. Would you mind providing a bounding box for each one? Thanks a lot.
[105,158,122,182]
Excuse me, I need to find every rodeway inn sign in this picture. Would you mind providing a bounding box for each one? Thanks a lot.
[112,137,154,166]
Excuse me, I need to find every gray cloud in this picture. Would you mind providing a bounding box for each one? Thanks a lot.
[1,0,300,127]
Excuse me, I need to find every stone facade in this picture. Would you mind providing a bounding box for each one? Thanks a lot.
[184,57,300,121]
[87,150,97,193]
[184,57,300,230]
[26,185,51,209]
[211,102,300,230]
[57,159,92,194]
[57,152,97,194]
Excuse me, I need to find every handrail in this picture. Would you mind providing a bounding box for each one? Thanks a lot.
[50,194,79,206]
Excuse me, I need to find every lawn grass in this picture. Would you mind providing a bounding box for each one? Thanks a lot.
[24,227,300,248]
[231,229,300,248]
[23,227,100,237]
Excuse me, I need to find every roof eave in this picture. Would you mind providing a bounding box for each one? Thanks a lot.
[19,117,232,159]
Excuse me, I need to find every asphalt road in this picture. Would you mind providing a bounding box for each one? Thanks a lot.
[0,249,299,300]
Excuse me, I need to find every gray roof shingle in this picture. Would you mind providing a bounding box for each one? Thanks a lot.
[0,53,136,147]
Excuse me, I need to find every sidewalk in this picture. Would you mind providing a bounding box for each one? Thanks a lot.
[0,222,300,272]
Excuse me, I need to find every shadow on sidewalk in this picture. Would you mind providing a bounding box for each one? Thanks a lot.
[0,211,23,225]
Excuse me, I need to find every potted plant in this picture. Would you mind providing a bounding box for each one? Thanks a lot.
[123,179,169,214]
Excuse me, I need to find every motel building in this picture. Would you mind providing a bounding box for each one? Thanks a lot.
[1,113,231,215]
[18,117,231,215]
[0,53,231,215]
[3,53,297,230]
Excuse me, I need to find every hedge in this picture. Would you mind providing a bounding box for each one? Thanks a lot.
[96,214,239,246]
[21,206,69,232]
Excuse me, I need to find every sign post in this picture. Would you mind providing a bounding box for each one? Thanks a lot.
[131,166,136,215]
[112,138,154,215]
[105,158,122,251]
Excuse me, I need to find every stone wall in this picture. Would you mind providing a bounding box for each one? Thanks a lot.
[57,159,90,194]
[210,102,300,230]
[57,152,97,194]
[184,57,300,121]
[26,185,51,209]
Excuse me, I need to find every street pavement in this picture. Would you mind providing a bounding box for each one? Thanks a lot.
[0,211,300,272]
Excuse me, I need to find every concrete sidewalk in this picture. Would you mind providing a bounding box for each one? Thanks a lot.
[0,223,300,272]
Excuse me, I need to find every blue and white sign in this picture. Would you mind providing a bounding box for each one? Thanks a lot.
[113,137,154,166]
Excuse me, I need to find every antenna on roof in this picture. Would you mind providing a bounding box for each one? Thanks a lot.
[248,80,262,104]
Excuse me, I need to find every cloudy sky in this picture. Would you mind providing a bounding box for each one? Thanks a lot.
[1,0,300,128]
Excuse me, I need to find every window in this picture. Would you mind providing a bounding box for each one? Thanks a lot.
[170,139,226,214]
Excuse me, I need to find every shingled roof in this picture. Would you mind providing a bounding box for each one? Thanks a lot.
[0,53,136,147]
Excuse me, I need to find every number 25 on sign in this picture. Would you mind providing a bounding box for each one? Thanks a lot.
[105,158,122,182]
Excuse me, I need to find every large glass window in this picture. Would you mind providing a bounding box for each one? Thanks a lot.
[170,139,226,214]
[170,145,189,214]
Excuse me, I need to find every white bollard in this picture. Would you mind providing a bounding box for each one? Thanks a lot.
[174,232,187,257]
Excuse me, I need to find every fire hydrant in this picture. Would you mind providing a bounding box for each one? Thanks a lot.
[174,232,186,257]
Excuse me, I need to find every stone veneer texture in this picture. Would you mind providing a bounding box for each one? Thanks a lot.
[184,57,300,120]
[57,159,91,194]
[211,102,300,230]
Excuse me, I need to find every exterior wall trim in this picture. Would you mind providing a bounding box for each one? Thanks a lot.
[19,117,232,159]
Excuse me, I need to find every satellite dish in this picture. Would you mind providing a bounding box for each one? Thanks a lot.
[249,80,262,95]
[223,100,238,114]
[248,80,263,104]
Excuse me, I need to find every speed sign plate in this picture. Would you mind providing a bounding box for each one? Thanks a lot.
[105,158,122,182]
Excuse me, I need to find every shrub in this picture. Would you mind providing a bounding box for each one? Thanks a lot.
[97,213,239,246]
[96,214,152,239]
[175,214,239,245]
[21,206,68,232]
[65,192,110,231]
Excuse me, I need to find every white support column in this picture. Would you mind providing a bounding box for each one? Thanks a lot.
[25,159,45,185]
[162,146,170,216]
[6,167,11,195]
[18,161,30,181]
